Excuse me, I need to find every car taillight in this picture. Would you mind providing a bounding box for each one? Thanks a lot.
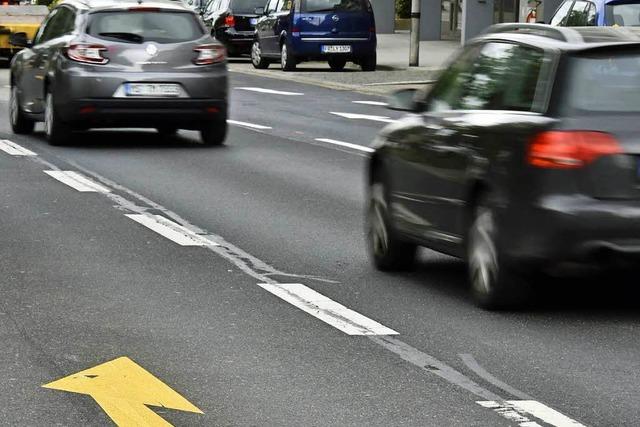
[193,44,226,65]
[528,131,622,169]
[225,14,235,27]
[66,44,109,65]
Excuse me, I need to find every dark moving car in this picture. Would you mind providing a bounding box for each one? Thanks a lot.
[367,24,640,309]
[251,0,376,71]
[202,0,266,56]
[9,0,228,146]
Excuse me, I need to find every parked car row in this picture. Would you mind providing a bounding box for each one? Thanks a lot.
[202,0,377,71]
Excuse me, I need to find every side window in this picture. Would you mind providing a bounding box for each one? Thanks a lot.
[37,8,71,44]
[426,47,478,112]
[33,9,59,45]
[586,2,597,25]
[550,1,573,26]
[457,42,544,112]
[280,0,292,11]
[266,0,279,13]
[566,0,591,26]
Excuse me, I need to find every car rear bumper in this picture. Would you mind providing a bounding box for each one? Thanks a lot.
[290,34,376,59]
[502,195,640,267]
[215,28,254,53]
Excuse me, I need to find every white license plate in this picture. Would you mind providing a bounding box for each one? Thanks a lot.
[124,83,180,97]
[322,45,351,53]
[249,18,258,25]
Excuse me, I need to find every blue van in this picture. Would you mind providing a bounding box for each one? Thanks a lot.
[251,0,377,71]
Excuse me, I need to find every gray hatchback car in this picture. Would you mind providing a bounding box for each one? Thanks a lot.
[9,0,228,146]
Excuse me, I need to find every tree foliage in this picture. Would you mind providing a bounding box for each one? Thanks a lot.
[396,0,411,19]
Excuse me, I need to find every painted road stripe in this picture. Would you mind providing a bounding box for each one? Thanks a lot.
[315,138,374,153]
[478,401,585,427]
[0,139,36,156]
[236,87,304,96]
[227,119,272,130]
[330,112,396,123]
[257,283,398,336]
[44,170,111,193]
[352,100,388,106]
[126,214,219,247]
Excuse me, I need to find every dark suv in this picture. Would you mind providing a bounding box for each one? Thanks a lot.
[367,24,640,309]
[202,0,267,56]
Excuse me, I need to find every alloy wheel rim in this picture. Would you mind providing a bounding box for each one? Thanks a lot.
[371,202,389,257]
[469,208,498,295]
[10,87,18,126]
[251,42,260,66]
[45,94,53,137]
[281,45,287,69]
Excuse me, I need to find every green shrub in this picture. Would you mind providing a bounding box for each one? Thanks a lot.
[396,0,411,19]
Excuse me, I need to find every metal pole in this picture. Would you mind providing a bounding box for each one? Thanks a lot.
[409,0,421,67]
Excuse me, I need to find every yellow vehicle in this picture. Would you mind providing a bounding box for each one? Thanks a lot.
[0,5,48,60]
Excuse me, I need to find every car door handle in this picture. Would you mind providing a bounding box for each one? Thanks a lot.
[431,144,470,155]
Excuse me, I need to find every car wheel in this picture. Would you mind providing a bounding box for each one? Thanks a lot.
[468,195,531,309]
[44,91,72,146]
[10,86,34,135]
[367,179,417,271]
[200,118,227,146]
[361,53,376,72]
[251,40,270,69]
[328,57,347,71]
[280,42,296,71]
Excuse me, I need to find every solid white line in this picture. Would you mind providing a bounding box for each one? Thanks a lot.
[44,170,111,193]
[236,87,304,96]
[0,139,37,156]
[315,138,374,153]
[227,119,272,130]
[330,112,396,123]
[460,354,534,400]
[126,214,219,247]
[477,401,585,427]
[257,283,399,336]
[352,101,388,106]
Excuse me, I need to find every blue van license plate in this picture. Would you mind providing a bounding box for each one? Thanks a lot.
[322,45,351,53]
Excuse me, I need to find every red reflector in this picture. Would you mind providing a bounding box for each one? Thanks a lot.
[207,107,219,113]
[528,131,622,169]
[369,26,376,33]
[79,106,96,114]
[225,15,235,27]
[292,27,300,33]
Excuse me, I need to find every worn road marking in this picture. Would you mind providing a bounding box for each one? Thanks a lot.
[257,283,398,335]
[460,354,534,400]
[236,87,304,96]
[0,139,37,156]
[330,112,396,123]
[126,214,218,247]
[227,119,272,130]
[352,100,388,106]
[315,138,374,153]
[44,170,111,193]
[478,401,585,427]
[43,356,203,426]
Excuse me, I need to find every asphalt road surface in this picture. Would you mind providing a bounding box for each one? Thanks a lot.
[0,67,639,427]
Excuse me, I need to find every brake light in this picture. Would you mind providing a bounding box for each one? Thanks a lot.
[66,44,109,65]
[528,131,622,169]
[193,44,226,65]
[225,14,235,27]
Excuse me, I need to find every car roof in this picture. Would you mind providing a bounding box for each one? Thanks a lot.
[59,0,191,12]
[477,23,640,51]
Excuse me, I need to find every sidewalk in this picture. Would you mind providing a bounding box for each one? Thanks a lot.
[227,33,461,95]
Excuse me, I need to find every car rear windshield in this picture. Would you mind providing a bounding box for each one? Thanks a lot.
[301,0,368,13]
[231,0,266,13]
[606,2,640,26]
[87,11,203,44]
[565,51,640,112]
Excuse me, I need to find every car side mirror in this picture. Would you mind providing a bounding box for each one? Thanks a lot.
[254,6,265,15]
[9,32,31,48]
[387,88,423,112]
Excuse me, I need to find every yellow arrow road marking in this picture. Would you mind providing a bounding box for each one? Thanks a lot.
[43,356,203,426]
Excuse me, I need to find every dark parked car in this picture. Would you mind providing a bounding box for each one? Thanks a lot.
[9,0,228,146]
[251,0,376,71]
[549,0,640,27]
[367,24,640,309]
[202,0,266,56]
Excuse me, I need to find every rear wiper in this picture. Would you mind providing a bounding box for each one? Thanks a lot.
[99,32,144,43]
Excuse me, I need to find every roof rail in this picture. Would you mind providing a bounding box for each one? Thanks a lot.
[482,23,584,44]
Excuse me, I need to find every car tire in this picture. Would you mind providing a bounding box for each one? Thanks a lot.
[361,53,376,72]
[328,57,347,71]
[467,194,531,309]
[251,40,270,69]
[9,86,34,135]
[200,118,227,146]
[280,41,296,71]
[367,178,417,271]
[44,91,72,146]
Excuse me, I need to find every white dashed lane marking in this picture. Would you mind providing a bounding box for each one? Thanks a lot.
[44,170,111,193]
[236,87,304,96]
[227,119,272,130]
[352,100,388,106]
[315,138,374,153]
[0,139,37,156]
[478,401,586,427]
[330,112,396,123]
[126,214,219,247]
[257,283,398,336]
